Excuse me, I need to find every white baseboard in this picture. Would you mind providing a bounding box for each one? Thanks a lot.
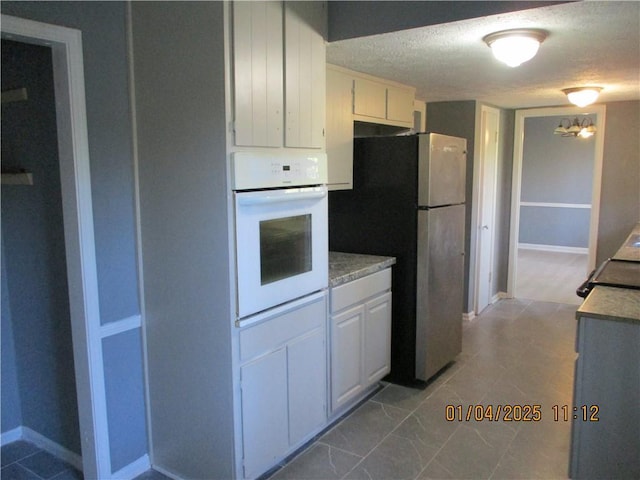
[111,454,151,480]
[518,243,588,255]
[463,311,476,322]
[1,427,23,446]
[152,463,183,480]
[2,427,150,480]
[493,292,508,303]
[0,426,83,471]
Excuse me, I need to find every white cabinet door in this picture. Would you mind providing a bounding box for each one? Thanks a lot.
[386,86,415,124]
[326,67,354,190]
[284,1,326,149]
[240,349,288,479]
[331,304,365,411]
[364,292,392,383]
[353,77,386,120]
[232,1,283,147]
[288,328,326,445]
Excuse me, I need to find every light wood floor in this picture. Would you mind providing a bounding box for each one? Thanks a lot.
[516,248,589,305]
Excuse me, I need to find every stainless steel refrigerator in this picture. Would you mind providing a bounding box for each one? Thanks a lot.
[329,133,466,384]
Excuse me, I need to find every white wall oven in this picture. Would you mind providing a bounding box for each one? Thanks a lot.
[232,152,328,321]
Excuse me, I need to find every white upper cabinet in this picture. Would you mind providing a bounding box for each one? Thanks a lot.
[386,86,415,124]
[353,77,387,120]
[326,66,354,190]
[284,1,326,149]
[232,1,283,147]
[232,1,326,150]
[351,72,416,128]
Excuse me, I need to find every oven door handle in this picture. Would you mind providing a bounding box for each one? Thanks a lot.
[237,189,327,206]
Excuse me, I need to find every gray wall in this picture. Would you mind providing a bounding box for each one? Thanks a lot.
[1,39,80,454]
[327,1,566,41]
[1,240,22,433]
[131,2,235,477]
[519,115,595,248]
[1,1,147,472]
[597,100,640,263]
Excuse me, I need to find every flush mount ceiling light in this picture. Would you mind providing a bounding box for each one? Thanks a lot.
[483,29,547,67]
[553,116,597,138]
[562,87,603,107]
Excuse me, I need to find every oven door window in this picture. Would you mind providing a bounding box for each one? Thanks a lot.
[260,214,312,285]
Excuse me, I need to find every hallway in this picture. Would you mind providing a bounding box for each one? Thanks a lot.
[269,299,577,479]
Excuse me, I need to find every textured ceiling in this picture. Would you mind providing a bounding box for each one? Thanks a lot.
[326,1,640,109]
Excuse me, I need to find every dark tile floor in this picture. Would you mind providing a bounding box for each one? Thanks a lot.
[3,299,577,480]
[0,440,172,480]
[268,299,578,480]
[0,441,82,480]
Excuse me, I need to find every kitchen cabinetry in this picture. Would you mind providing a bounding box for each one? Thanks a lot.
[232,1,326,149]
[325,64,416,190]
[326,66,354,190]
[570,287,640,479]
[330,268,392,415]
[352,76,415,128]
[239,293,327,479]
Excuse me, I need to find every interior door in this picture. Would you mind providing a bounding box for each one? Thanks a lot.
[475,106,499,314]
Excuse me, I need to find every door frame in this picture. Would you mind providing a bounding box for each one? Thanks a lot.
[1,14,109,478]
[473,104,500,314]
[507,105,606,298]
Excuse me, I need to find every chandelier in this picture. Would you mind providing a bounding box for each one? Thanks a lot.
[553,117,596,138]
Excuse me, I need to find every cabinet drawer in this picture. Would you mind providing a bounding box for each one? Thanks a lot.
[331,268,391,313]
[239,294,326,363]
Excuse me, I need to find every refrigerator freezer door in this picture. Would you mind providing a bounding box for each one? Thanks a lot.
[418,133,466,207]
[415,204,465,381]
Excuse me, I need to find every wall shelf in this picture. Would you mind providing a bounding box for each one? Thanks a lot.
[2,171,33,185]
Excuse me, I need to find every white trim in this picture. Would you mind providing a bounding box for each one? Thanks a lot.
[1,427,23,446]
[22,427,83,471]
[496,291,509,301]
[1,427,82,471]
[520,201,591,209]
[472,104,500,315]
[111,454,150,480]
[126,2,155,471]
[462,311,476,322]
[1,14,109,478]
[99,315,142,339]
[518,243,589,255]
[152,464,183,480]
[507,105,605,299]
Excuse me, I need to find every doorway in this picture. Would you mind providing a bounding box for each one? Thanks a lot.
[474,105,499,314]
[1,38,82,467]
[1,14,108,478]
[508,105,606,303]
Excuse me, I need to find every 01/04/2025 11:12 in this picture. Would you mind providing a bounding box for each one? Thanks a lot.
[443,404,600,422]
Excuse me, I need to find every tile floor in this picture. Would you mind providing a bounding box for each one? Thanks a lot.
[0,440,172,480]
[2,299,579,480]
[268,299,578,480]
[516,248,588,305]
[0,441,82,480]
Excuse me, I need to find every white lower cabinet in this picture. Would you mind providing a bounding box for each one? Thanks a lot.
[240,349,289,479]
[239,293,327,479]
[330,269,392,414]
[364,292,393,384]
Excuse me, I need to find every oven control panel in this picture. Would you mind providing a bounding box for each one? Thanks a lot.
[231,152,328,190]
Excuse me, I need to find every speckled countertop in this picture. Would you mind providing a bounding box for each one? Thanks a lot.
[578,223,640,324]
[577,286,640,325]
[329,252,396,288]
[612,223,640,262]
